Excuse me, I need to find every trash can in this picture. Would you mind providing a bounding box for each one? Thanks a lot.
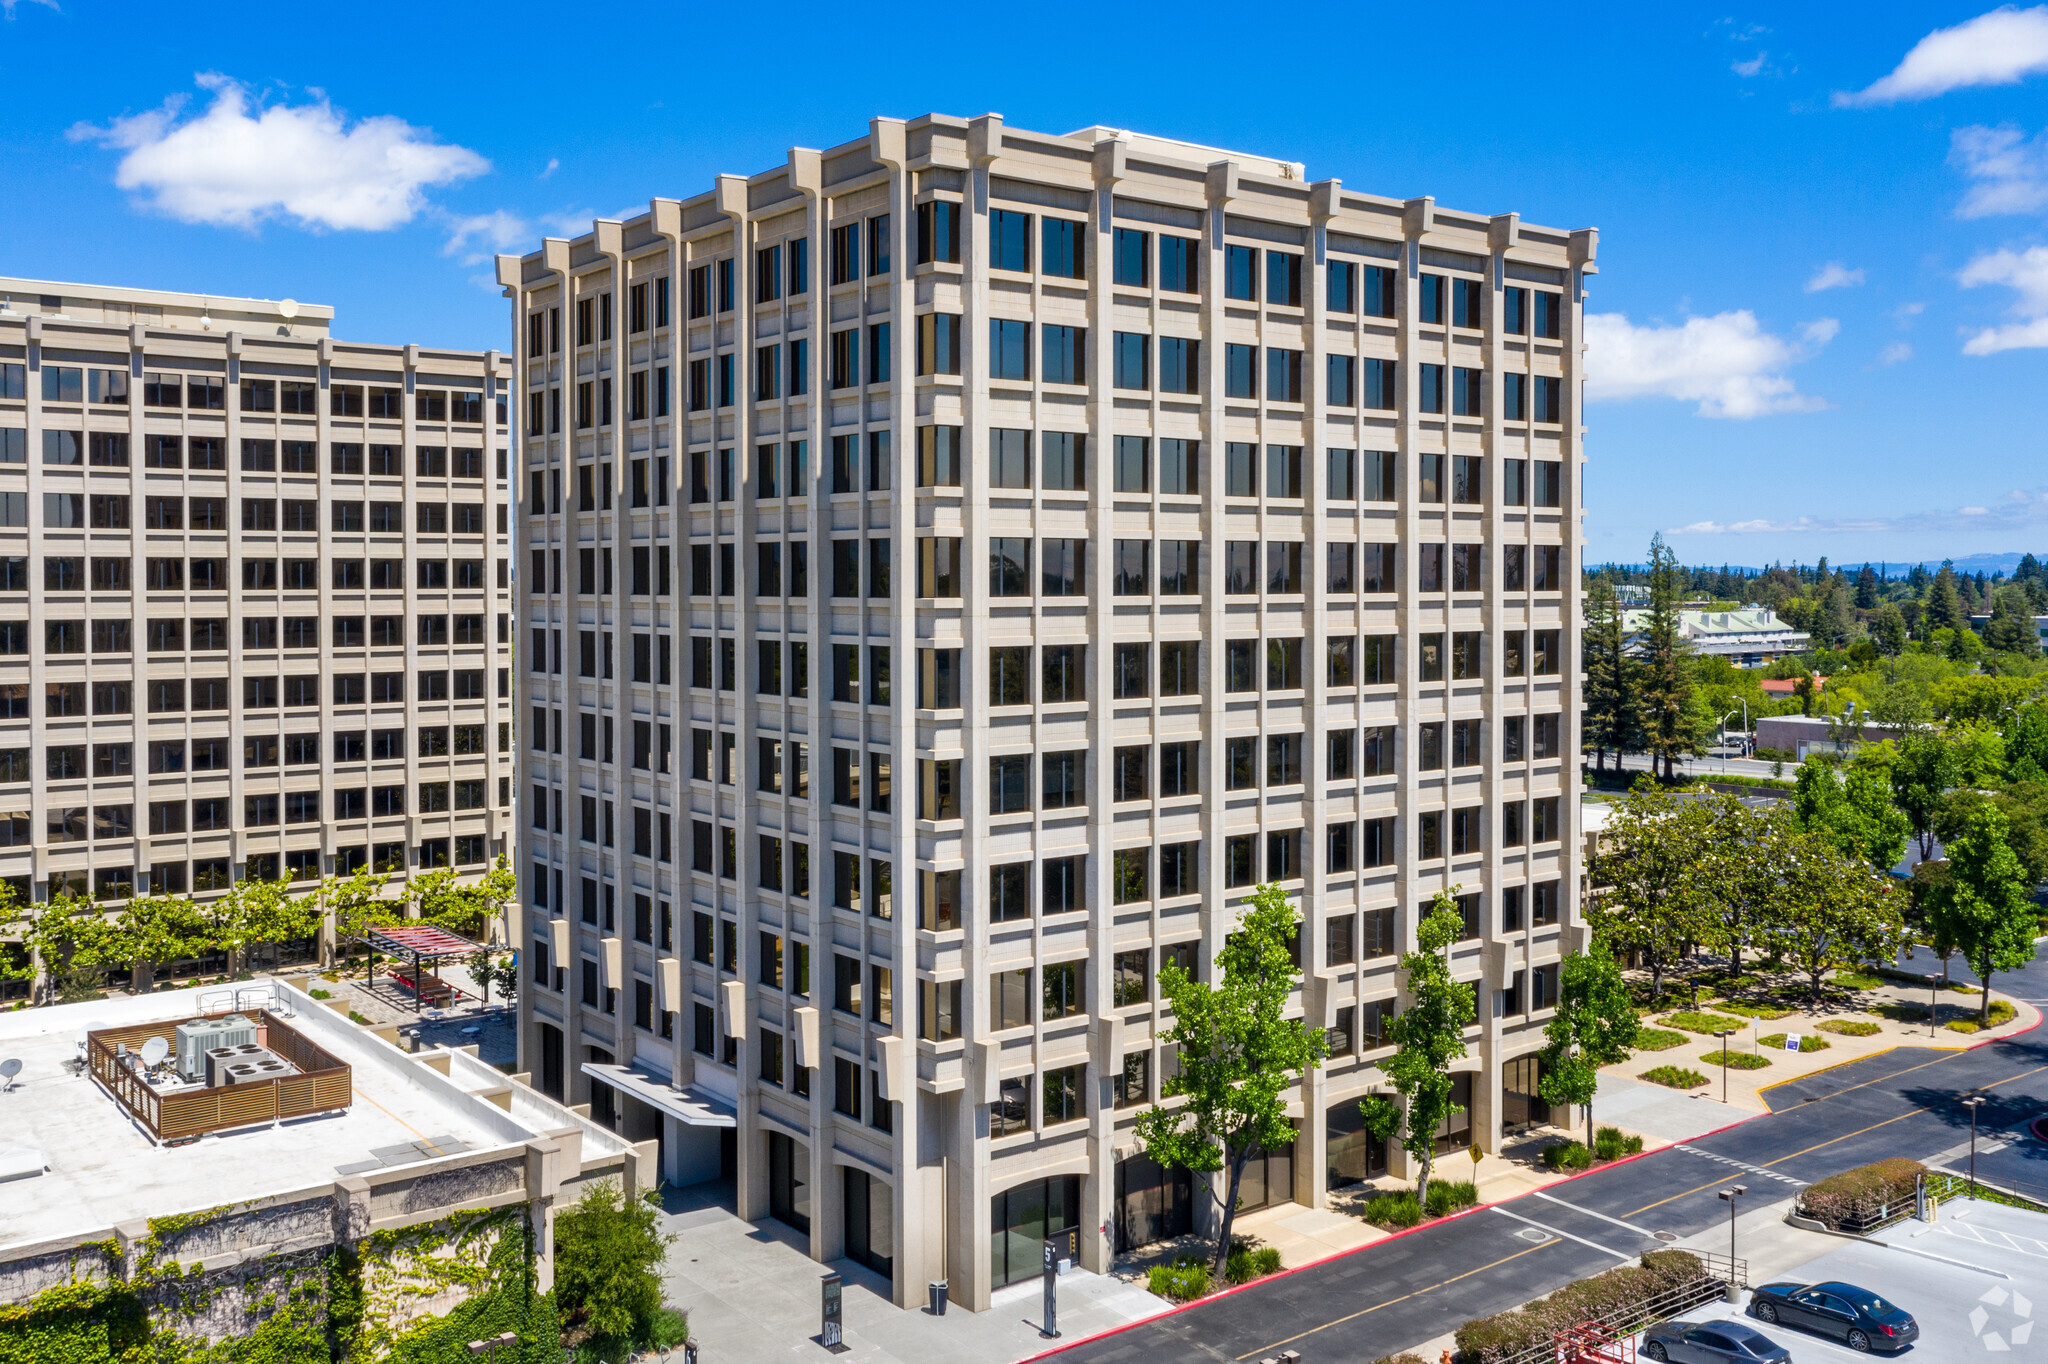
[928,1279,949,1316]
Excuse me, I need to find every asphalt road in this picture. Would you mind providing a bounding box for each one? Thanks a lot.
[1049,947,2048,1364]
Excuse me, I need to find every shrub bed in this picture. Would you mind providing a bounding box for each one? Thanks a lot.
[1713,1002,1796,1020]
[1831,972,1884,990]
[1947,1000,2017,1033]
[1796,1158,1923,1228]
[1817,1019,1881,1036]
[1757,1033,1829,1053]
[1701,1049,1771,1070]
[1427,1180,1480,1216]
[1642,1065,1709,1089]
[1147,1258,1210,1301]
[1543,1142,1595,1171]
[1635,1027,1688,1052]
[1595,1127,1645,1161]
[1455,1251,1715,1364]
[1660,1011,1746,1035]
[1362,1192,1423,1228]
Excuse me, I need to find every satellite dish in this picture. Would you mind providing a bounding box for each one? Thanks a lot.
[0,1057,21,1090]
[140,1036,169,1069]
[198,315,213,330]
[278,298,299,320]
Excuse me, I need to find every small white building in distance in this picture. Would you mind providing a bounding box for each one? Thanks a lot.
[1622,607,1808,667]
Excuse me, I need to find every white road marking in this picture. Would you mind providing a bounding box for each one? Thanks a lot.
[1674,1144,1809,1186]
[1489,1205,1633,1260]
[1533,1191,1663,1238]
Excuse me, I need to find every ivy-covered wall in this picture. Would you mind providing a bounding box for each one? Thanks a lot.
[0,1202,557,1364]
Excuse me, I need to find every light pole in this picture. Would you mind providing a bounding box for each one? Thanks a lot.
[1716,1029,1734,1103]
[465,1333,519,1364]
[1718,1185,1748,1302]
[1929,973,1939,1037]
[1964,1096,1986,1196]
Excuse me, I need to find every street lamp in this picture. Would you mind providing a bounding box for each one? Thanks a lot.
[1718,1185,1748,1303]
[1928,973,1940,1037]
[465,1333,519,1364]
[1963,1096,1987,1196]
[1716,1029,1734,1104]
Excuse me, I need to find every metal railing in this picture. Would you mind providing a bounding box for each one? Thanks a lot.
[1804,1172,2048,1237]
[1477,1259,1740,1364]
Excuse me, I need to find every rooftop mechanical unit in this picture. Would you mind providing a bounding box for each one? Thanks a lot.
[175,1014,257,1082]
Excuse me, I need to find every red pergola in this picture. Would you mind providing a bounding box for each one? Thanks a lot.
[366,924,481,1012]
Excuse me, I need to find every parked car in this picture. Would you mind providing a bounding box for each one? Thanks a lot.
[1749,1281,1919,1352]
[1643,1319,1790,1364]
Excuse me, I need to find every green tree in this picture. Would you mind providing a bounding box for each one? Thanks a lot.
[413,856,519,942]
[1582,574,1636,774]
[1358,893,1473,1214]
[325,862,400,968]
[1758,830,1906,1011]
[1892,729,1960,860]
[1698,795,1790,981]
[553,1179,676,1344]
[26,890,121,1004]
[1926,562,1967,635]
[117,892,214,989]
[1938,787,2048,888]
[1133,882,1325,1273]
[1926,803,2037,1024]
[1637,535,1705,778]
[1983,586,2041,657]
[210,877,321,974]
[1587,781,1716,999]
[1537,944,1640,1149]
[1873,604,1908,659]
[1793,753,1910,872]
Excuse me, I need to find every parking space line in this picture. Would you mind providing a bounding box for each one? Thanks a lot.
[1491,1205,1635,1260]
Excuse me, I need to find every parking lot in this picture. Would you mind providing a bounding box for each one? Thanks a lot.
[1657,1199,2048,1361]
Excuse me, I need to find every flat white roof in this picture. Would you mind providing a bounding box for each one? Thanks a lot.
[0,981,552,1249]
[0,275,332,320]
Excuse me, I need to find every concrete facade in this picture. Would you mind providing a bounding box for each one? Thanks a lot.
[0,279,514,964]
[504,114,1592,1313]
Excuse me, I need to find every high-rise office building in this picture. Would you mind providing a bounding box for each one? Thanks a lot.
[502,114,1593,1312]
[0,279,515,975]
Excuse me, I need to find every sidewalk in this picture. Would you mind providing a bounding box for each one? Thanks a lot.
[654,1183,1166,1364]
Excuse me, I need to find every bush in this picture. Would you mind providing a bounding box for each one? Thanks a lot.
[1948,1019,1982,1033]
[1224,1241,1259,1284]
[1362,1192,1424,1228]
[1832,972,1884,990]
[1543,1142,1595,1171]
[308,987,332,1000]
[555,1179,678,1348]
[1817,1019,1881,1036]
[1148,1259,1210,1301]
[1757,1033,1830,1053]
[1427,1180,1480,1216]
[1374,1356,1429,1364]
[1635,1027,1687,1052]
[1797,1158,1923,1228]
[1642,1065,1709,1089]
[1252,1246,1282,1275]
[1594,1127,1644,1161]
[1991,999,2016,1025]
[1702,1049,1771,1070]
[1456,1251,1715,1364]
[1660,1011,1745,1034]
[1712,1002,1795,1020]
[347,1011,372,1025]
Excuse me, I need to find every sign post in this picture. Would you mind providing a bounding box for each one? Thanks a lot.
[1039,1238,1060,1339]
[820,1271,847,1353]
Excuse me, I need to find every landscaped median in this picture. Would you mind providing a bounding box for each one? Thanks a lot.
[1454,1251,1725,1364]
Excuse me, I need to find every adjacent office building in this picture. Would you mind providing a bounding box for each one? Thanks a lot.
[501,114,1593,1312]
[0,279,515,972]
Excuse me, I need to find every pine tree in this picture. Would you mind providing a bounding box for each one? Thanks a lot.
[1926,561,1966,634]
[1637,535,1703,779]
[1582,573,1635,773]
[1855,563,1879,610]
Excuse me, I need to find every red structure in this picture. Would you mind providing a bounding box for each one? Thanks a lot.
[1556,1323,1634,1364]
[366,924,481,1011]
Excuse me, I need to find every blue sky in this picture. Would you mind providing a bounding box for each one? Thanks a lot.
[5,1,2048,571]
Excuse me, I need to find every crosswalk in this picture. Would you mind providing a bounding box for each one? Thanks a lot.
[1674,1143,1810,1187]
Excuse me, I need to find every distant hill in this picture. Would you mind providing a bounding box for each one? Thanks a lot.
[1590,551,2040,578]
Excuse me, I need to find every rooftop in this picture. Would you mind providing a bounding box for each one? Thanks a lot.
[0,275,333,338]
[0,980,626,1252]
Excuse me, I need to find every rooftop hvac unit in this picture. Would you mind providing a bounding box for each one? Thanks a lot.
[176,1015,259,1082]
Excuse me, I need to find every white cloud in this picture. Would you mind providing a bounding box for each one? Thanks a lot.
[1805,261,1865,292]
[1837,5,2048,106]
[3,0,60,17]
[1894,300,1928,321]
[1733,51,1769,77]
[1958,244,2048,352]
[540,158,560,179]
[70,73,488,231]
[439,206,594,265]
[1949,123,2048,216]
[1876,341,1915,365]
[1583,310,1834,418]
[1669,488,2048,535]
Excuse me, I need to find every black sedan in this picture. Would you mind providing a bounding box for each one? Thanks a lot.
[1643,1319,1790,1364]
[1749,1280,1919,1352]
